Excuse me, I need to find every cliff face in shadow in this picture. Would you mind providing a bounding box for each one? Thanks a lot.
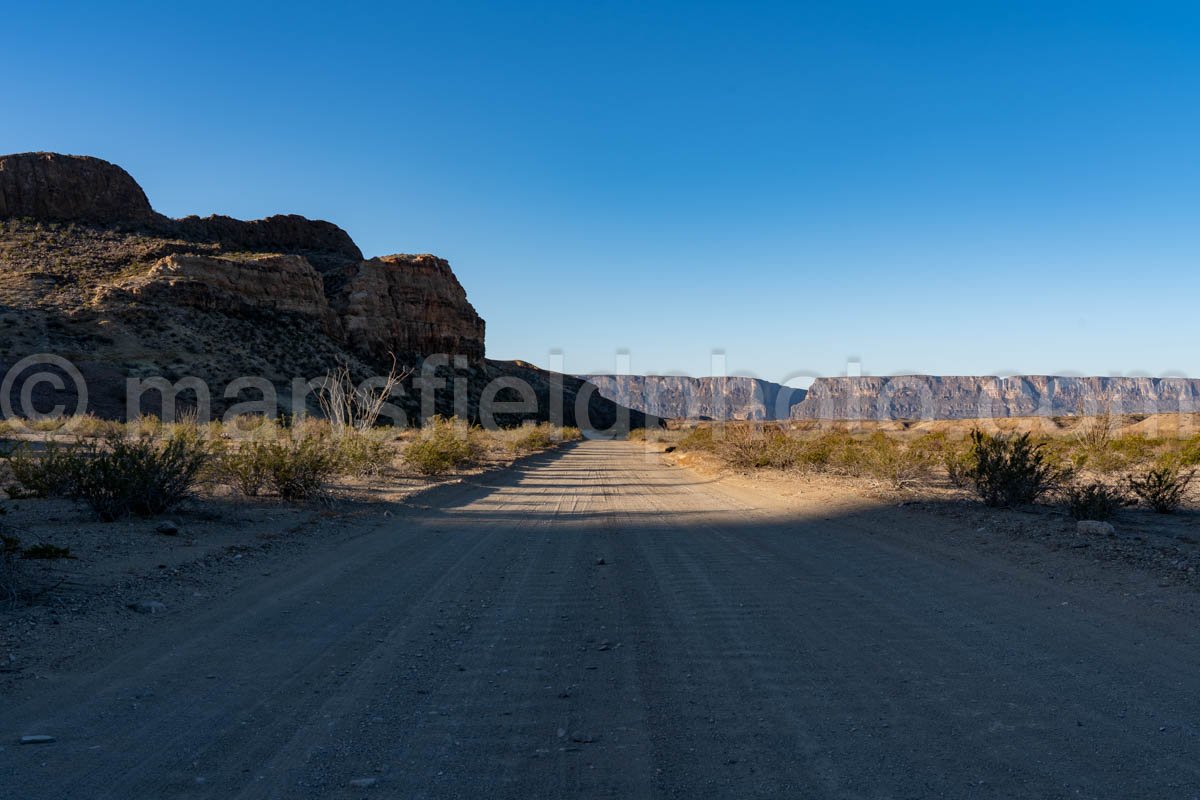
[791,376,1200,420]
[582,375,806,420]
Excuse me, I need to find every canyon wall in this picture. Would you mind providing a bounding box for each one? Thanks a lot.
[583,375,806,420]
[791,375,1200,420]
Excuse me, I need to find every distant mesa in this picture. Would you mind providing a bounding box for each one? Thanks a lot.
[792,375,1200,420]
[584,372,1200,421]
[583,375,806,421]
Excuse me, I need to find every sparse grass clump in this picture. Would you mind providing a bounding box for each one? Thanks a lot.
[404,417,482,476]
[967,430,1068,507]
[1128,465,1194,514]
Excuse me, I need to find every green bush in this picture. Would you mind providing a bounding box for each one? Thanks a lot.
[333,433,394,477]
[967,430,1069,507]
[404,417,481,475]
[717,427,798,470]
[676,426,717,453]
[511,425,556,454]
[220,436,343,500]
[72,434,211,521]
[219,441,273,497]
[8,440,87,497]
[1064,481,1126,521]
[943,444,975,488]
[796,431,858,471]
[1128,465,1194,513]
[861,434,935,489]
[264,437,343,500]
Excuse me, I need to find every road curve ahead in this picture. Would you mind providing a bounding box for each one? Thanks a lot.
[3,440,1199,799]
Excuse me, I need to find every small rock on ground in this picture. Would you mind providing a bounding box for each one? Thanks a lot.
[127,600,167,614]
[19,735,55,744]
[348,777,377,788]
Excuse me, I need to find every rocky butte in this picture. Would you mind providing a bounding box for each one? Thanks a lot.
[0,152,642,428]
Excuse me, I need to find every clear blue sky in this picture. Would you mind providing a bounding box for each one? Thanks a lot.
[4,1,1199,384]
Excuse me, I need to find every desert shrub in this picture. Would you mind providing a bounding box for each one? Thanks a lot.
[1076,434,1163,474]
[220,436,343,500]
[560,426,583,442]
[943,442,975,488]
[967,430,1069,507]
[333,433,394,477]
[1063,481,1126,521]
[1128,465,1195,513]
[862,435,935,489]
[1178,435,1200,467]
[264,437,343,500]
[72,433,211,521]
[7,440,88,498]
[404,417,481,475]
[677,426,717,453]
[796,431,857,471]
[218,442,273,497]
[511,425,556,454]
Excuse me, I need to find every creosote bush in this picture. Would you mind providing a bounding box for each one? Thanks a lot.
[7,433,210,520]
[72,433,211,521]
[404,417,483,476]
[1128,465,1194,514]
[218,435,345,501]
[1063,481,1126,521]
[8,440,87,498]
[967,430,1068,508]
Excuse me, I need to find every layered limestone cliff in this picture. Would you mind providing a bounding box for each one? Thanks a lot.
[791,376,1200,420]
[583,375,806,420]
[110,254,335,323]
[331,255,485,361]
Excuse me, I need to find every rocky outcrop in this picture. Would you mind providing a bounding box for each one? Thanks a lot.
[331,254,485,361]
[0,153,156,223]
[791,376,1200,420]
[172,214,363,269]
[0,151,650,427]
[111,254,335,324]
[582,375,806,420]
[0,151,487,366]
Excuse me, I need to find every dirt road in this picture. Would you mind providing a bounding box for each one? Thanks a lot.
[3,441,1199,798]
